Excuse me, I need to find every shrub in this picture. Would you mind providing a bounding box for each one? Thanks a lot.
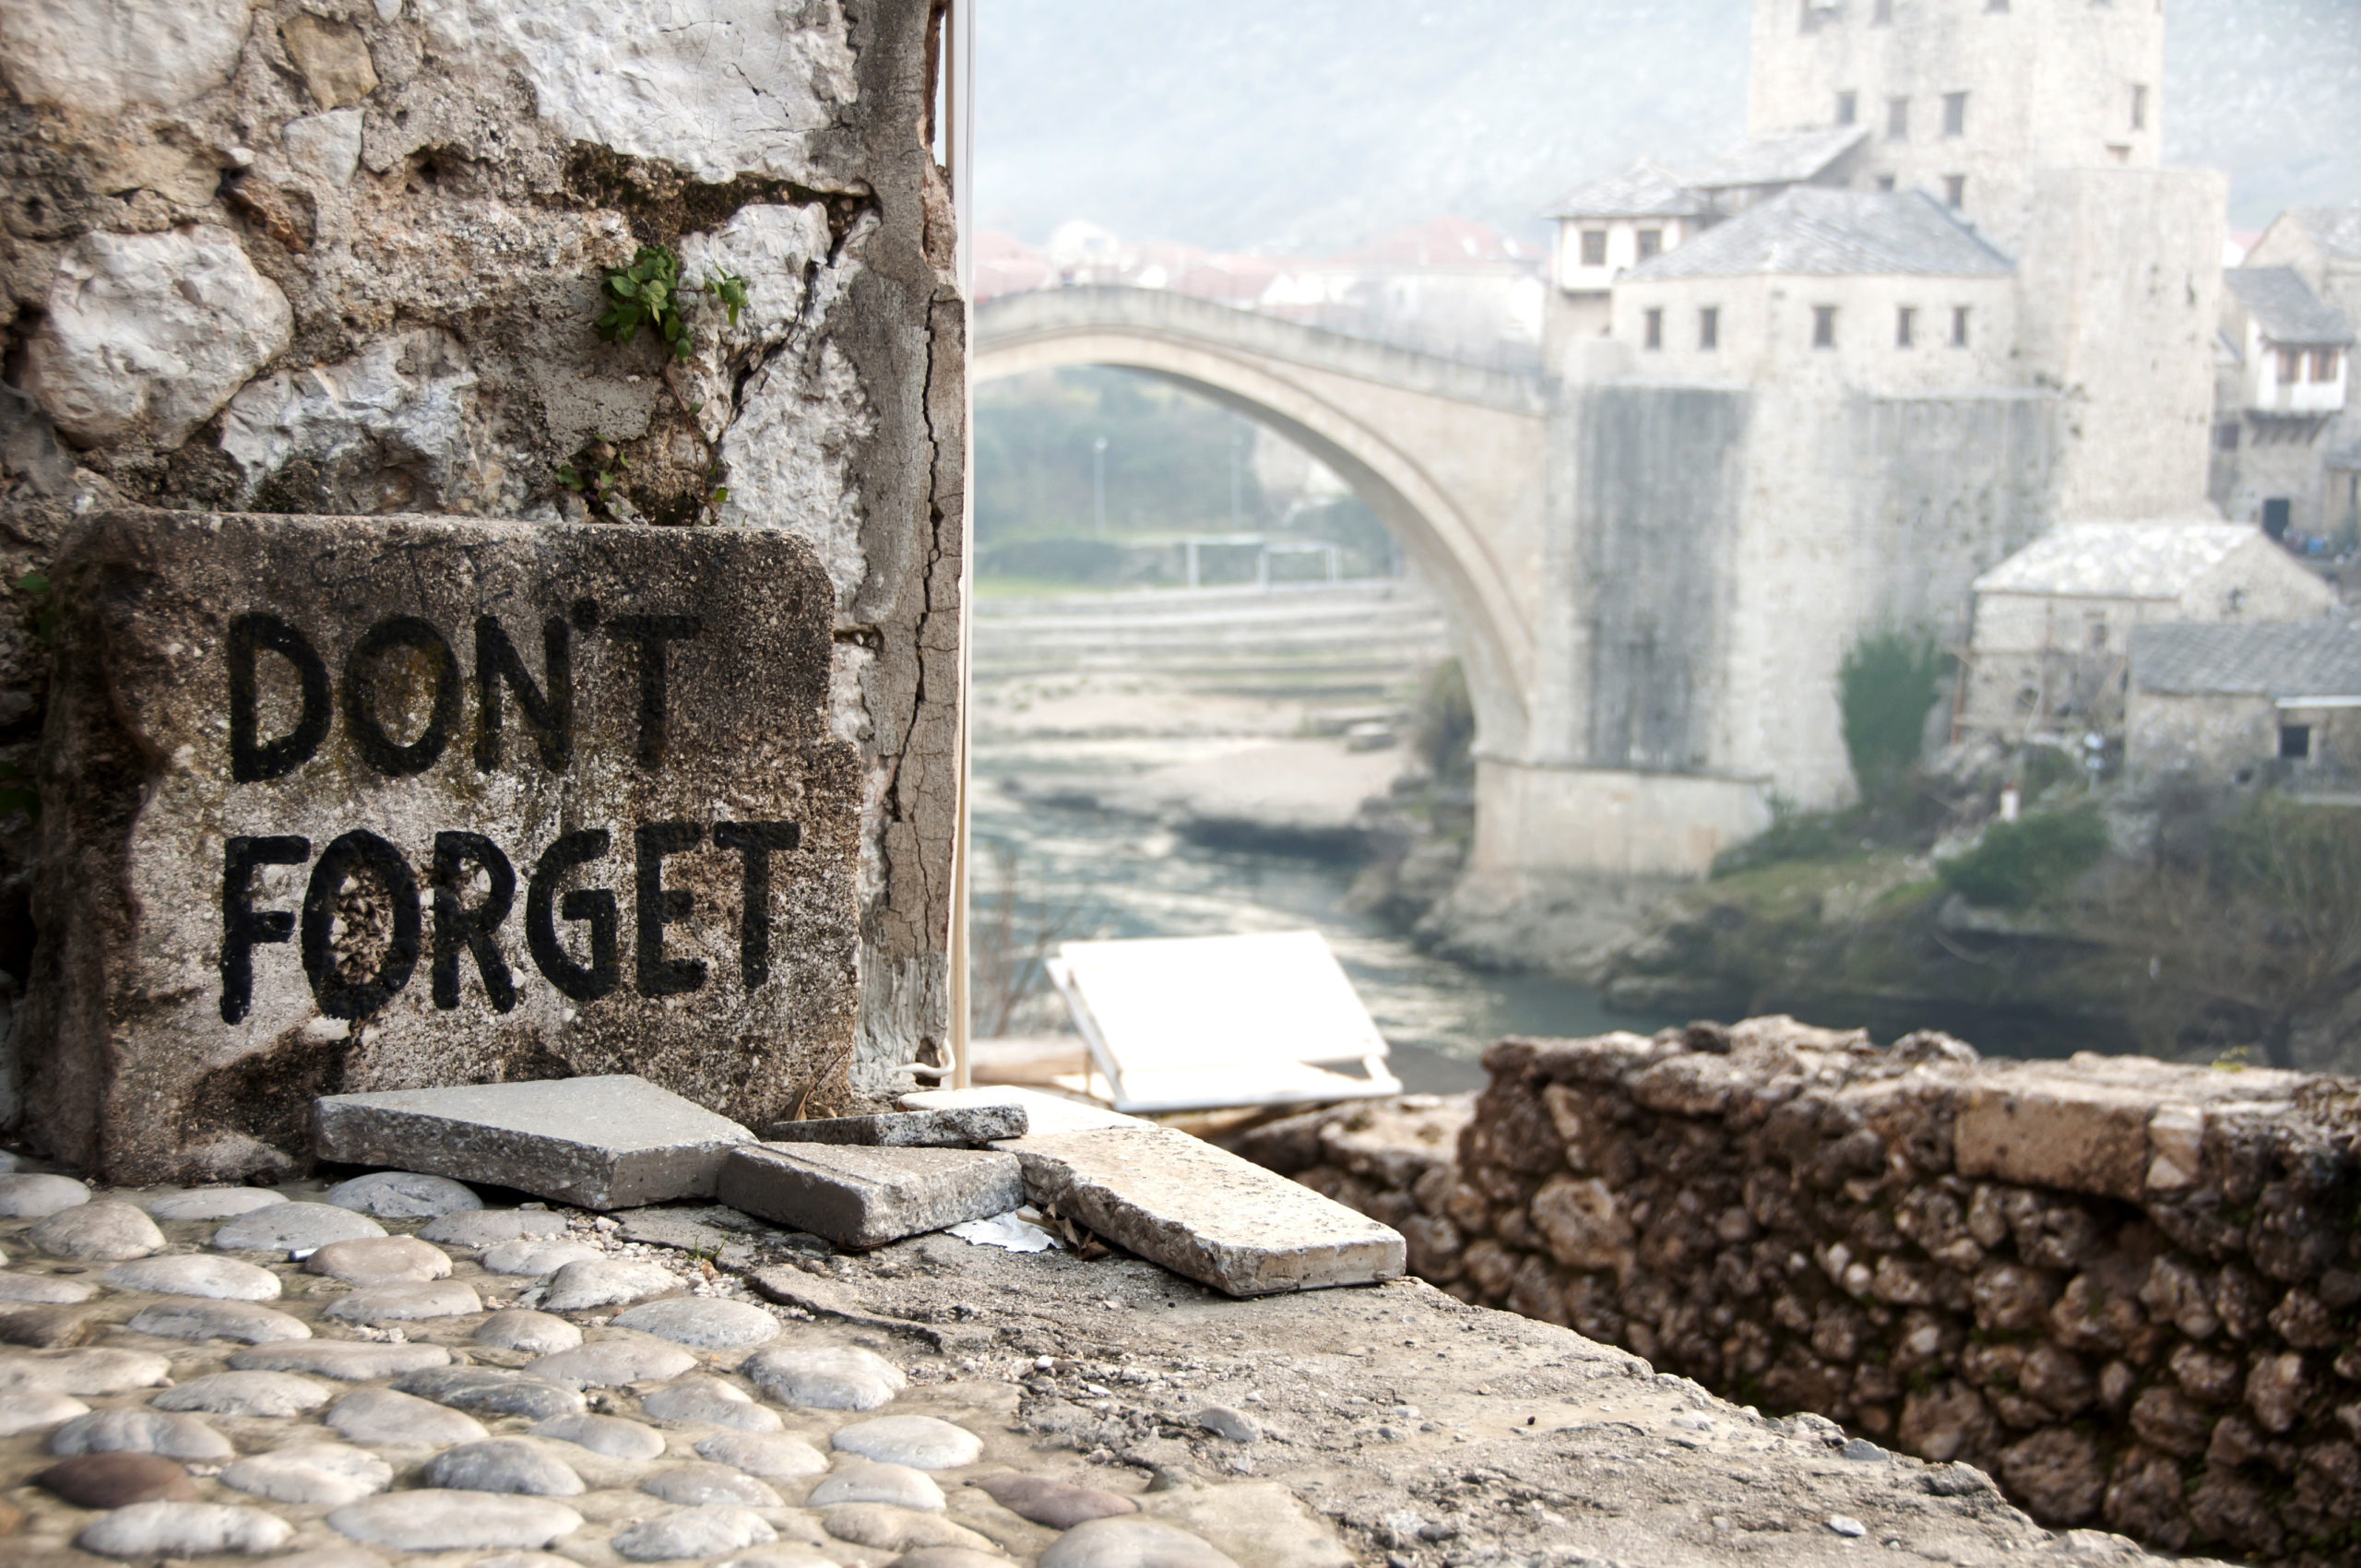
[1839,630,1946,807]
[1711,802,1862,876]
[1939,803,2107,909]
[1411,658,1476,784]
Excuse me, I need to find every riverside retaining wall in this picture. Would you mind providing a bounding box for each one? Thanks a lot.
[1233,1019,2361,1559]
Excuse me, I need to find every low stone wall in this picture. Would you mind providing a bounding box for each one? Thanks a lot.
[1233,1020,2361,1560]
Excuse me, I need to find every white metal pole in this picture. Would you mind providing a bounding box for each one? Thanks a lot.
[944,0,977,1091]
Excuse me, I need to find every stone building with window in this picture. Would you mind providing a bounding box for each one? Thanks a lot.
[2127,619,2361,788]
[2223,208,2361,547]
[2210,267,2353,541]
[1543,161,1710,347]
[1959,521,2339,742]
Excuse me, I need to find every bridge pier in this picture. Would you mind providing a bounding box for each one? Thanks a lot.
[1469,755,1773,880]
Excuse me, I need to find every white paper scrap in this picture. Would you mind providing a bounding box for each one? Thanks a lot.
[949,1210,1062,1253]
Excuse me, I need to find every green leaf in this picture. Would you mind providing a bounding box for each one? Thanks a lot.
[15,572,48,597]
[709,487,728,505]
[556,466,580,488]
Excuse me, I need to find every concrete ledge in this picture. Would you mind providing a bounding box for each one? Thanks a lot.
[1007,1127,1406,1299]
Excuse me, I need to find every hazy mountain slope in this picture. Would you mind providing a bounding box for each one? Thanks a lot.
[975,0,2361,250]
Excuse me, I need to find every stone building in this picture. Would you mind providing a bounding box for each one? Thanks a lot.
[2127,619,2361,788]
[1958,521,2339,742]
[1515,0,2224,842]
[0,0,966,1157]
[2218,208,2361,543]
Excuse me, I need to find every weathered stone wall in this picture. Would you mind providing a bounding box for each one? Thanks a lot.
[1237,1022,2361,1560]
[0,0,963,1124]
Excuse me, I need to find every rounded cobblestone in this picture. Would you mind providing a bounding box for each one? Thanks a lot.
[213,1203,386,1253]
[103,1253,282,1301]
[27,1201,164,1261]
[0,1173,91,1218]
[326,1171,483,1218]
[143,1189,287,1221]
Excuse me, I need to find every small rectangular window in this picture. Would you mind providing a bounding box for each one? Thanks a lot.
[2281,724,2312,762]
[1986,0,2008,10]
[1944,174,1966,208]
[1813,305,1838,348]
[1876,173,1897,192]
[1581,230,1608,267]
[2279,347,2303,383]
[2085,612,2109,652]
[1872,0,1892,22]
[1644,307,1664,350]
[2314,349,2343,382]
[1636,230,1663,262]
[1952,306,1971,346]
[1896,307,1916,348]
[1887,98,1910,140]
[1700,307,1719,350]
[2130,85,2148,131]
[1836,90,1858,125]
[1943,92,1968,137]
[2214,422,2240,451]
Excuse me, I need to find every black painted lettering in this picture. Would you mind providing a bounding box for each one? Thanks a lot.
[432,831,516,1012]
[527,829,621,1002]
[603,614,702,768]
[714,820,799,989]
[473,615,572,773]
[635,821,706,997]
[227,614,330,783]
[219,835,310,1023]
[299,830,421,1020]
[341,615,460,777]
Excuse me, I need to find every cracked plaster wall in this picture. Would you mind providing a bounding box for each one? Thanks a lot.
[0,0,963,1121]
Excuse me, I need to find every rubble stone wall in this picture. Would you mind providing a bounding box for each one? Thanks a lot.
[1235,1020,2361,1560]
[0,0,964,1128]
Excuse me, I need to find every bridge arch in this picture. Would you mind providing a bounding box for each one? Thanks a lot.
[971,288,1547,760]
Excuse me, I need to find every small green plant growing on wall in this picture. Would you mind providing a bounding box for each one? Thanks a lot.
[573,247,749,523]
[596,246,748,362]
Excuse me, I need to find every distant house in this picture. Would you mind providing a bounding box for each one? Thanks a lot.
[2211,267,2352,539]
[2229,207,2361,544]
[1543,160,1712,344]
[2127,620,2361,786]
[1610,187,2016,396]
[1960,520,2338,741]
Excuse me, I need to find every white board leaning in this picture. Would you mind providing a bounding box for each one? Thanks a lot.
[1045,930,1404,1114]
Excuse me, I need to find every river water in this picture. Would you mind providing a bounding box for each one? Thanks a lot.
[969,777,1679,1093]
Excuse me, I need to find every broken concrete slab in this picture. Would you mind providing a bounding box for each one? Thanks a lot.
[901,1086,1150,1135]
[761,1104,1026,1147]
[1006,1127,1406,1299]
[717,1144,1025,1251]
[28,510,861,1184]
[311,1076,753,1210]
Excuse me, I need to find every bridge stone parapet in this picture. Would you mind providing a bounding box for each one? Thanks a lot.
[1235,1023,2361,1559]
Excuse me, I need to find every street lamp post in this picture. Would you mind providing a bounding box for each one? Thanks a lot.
[1092,436,1108,538]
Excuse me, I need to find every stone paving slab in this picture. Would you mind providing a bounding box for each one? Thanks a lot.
[903,1087,1150,1135]
[718,1144,1025,1250]
[762,1105,1028,1147]
[311,1076,754,1209]
[1004,1127,1406,1298]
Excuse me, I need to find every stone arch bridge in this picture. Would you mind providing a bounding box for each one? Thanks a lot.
[973,287,2050,878]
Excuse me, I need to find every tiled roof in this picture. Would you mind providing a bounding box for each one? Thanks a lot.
[2287,207,2361,265]
[1975,522,2269,599]
[1687,125,1868,189]
[2130,620,2361,698]
[2225,267,2355,346]
[1621,188,2012,282]
[1543,160,1708,220]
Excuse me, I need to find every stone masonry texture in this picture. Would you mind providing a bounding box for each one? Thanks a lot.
[1236,1018,2361,1560]
[29,511,859,1184]
[0,0,965,1140]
